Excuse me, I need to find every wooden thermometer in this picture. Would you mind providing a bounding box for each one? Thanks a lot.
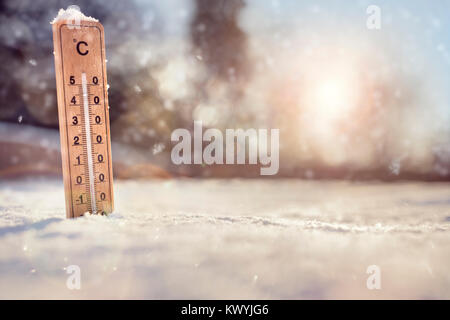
[52,13,114,218]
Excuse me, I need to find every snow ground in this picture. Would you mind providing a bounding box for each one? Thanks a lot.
[0,178,449,299]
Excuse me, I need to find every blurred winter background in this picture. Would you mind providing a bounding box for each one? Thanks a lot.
[1,0,450,300]
[0,0,449,179]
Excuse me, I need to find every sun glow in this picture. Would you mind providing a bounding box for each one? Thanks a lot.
[303,61,361,125]
[293,53,366,166]
[312,76,357,121]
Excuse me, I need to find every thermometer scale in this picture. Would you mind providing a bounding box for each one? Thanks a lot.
[52,11,114,218]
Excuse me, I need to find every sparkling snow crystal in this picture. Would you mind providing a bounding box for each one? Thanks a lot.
[51,5,98,24]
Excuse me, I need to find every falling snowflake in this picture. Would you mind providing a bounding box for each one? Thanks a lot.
[133,85,142,93]
[152,143,166,155]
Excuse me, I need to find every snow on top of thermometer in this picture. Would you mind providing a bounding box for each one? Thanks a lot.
[51,5,98,24]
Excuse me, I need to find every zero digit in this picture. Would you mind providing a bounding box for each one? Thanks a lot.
[96,135,102,143]
[94,96,100,104]
[98,154,104,163]
[93,76,98,85]
[95,115,101,124]
[76,176,82,184]
[99,173,105,182]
